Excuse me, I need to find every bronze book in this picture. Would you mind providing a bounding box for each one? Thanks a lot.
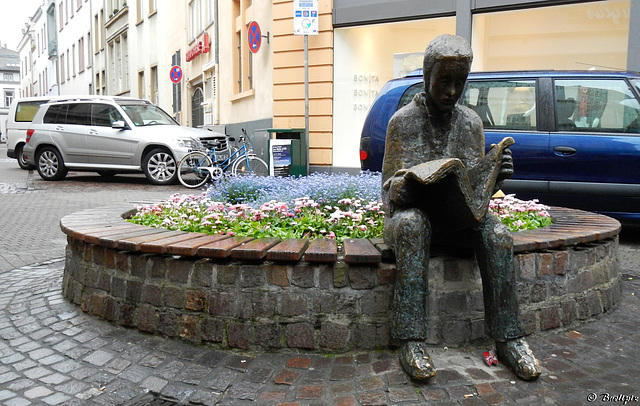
[390,137,515,233]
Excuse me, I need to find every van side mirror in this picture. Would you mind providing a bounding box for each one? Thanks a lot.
[112,120,126,129]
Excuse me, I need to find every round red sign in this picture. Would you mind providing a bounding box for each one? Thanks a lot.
[170,66,182,84]
[248,21,262,54]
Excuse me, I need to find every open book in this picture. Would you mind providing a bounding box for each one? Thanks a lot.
[388,137,514,233]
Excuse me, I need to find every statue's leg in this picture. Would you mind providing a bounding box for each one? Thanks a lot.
[384,208,436,380]
[474,214,541,380]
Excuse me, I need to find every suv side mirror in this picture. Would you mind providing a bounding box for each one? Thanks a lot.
[112,120,126,129]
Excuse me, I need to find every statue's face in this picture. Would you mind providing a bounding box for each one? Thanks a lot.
[426,59,469,113]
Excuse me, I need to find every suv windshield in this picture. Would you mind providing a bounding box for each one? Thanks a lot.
[119,103,177,127]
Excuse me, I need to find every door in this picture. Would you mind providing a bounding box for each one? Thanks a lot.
[87,103,136,167]
[462,78,550,197]
[191,88,204,128]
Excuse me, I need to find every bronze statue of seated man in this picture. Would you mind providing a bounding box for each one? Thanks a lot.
[381,34,541,381]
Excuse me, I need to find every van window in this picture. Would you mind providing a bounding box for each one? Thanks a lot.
[15,101,47,122]
[462,80,537,130]
[554,79,640,133]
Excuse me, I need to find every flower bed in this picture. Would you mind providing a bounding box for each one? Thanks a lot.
[128,173,553,243]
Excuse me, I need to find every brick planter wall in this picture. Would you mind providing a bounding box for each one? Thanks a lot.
[60,205,621,351]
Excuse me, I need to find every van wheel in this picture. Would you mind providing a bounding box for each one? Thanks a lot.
[36,147,68,181]
[143,148,177,185]
[16,144,35,170]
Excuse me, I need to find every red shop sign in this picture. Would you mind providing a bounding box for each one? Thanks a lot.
[186,33,210,62]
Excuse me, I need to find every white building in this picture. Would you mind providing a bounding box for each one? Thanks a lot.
[17,2,60,97]
[0,46,21,141]
[57,0,93,94]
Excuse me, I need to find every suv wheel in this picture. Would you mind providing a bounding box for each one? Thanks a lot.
[16,144,35,170]
[143,148,177,185]
[36,147,68,181]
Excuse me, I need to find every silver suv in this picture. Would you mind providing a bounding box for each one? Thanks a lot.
[23,96,225,185]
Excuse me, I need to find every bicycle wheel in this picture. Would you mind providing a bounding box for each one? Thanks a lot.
[232,155,269,177]
[177,152,213,188]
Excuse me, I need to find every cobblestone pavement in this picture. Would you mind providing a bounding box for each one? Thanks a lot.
[2,144,640,405]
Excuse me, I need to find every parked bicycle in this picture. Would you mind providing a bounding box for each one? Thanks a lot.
[177,130,268,188]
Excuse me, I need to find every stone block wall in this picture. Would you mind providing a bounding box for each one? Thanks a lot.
[62,230,621,351]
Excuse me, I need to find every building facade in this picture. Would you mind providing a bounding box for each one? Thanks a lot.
[17,2,60,98]
[15,0,640,171]
[0,46,20,141]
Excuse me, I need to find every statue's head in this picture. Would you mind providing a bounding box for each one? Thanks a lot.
[422,35,473,113]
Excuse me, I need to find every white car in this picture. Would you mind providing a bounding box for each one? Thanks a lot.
[23,96,227,185]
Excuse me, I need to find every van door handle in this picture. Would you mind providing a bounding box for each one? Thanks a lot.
[553,146,577,156]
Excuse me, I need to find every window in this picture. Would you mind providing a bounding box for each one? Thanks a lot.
[72,44,76,77]
[44,104,68,124]
[462,80,537,130]
[59,2,64,29]
[65,103,91,125]
[207,0,215,26]
[15,101,45,122]
[107,33,129,94]
[136,0,143,22]
[79,37,85,72]
[138,70,145,99]
[554,79,640,133]
[60,53,66,83]
[4,91,15,107]
[189,1,203,40]
[87,32,92,67]
[91,103,123,126]
[232,0,253,95]
[66,49,71,80]
[150,65,158,104]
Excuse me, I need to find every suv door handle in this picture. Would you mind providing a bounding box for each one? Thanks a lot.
[55,126,64,131]
[89,130,99,135]
[553,146,577,156]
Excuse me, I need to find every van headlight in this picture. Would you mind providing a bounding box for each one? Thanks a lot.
[177,138,203,150]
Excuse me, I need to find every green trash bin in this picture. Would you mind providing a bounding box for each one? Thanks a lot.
[267,128,308,177]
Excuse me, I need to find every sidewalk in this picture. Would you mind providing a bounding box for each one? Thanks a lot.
[0,249,638,405]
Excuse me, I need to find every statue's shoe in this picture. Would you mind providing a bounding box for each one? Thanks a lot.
[399,341,437,380]
[496,338,542,381]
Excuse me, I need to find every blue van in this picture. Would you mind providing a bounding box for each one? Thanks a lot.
[359,70,640,223]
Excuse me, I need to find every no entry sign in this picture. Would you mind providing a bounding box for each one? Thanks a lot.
[170,66,182,84]
[248,21,262,53]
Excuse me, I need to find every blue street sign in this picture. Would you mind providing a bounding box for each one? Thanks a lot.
[170,66,182,84]
[248,21,262,53]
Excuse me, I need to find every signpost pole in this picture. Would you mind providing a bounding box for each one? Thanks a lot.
[304,34,310,175]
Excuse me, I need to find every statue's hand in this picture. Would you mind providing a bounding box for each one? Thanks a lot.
[497,147,514,181]
[395,168,409,177]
